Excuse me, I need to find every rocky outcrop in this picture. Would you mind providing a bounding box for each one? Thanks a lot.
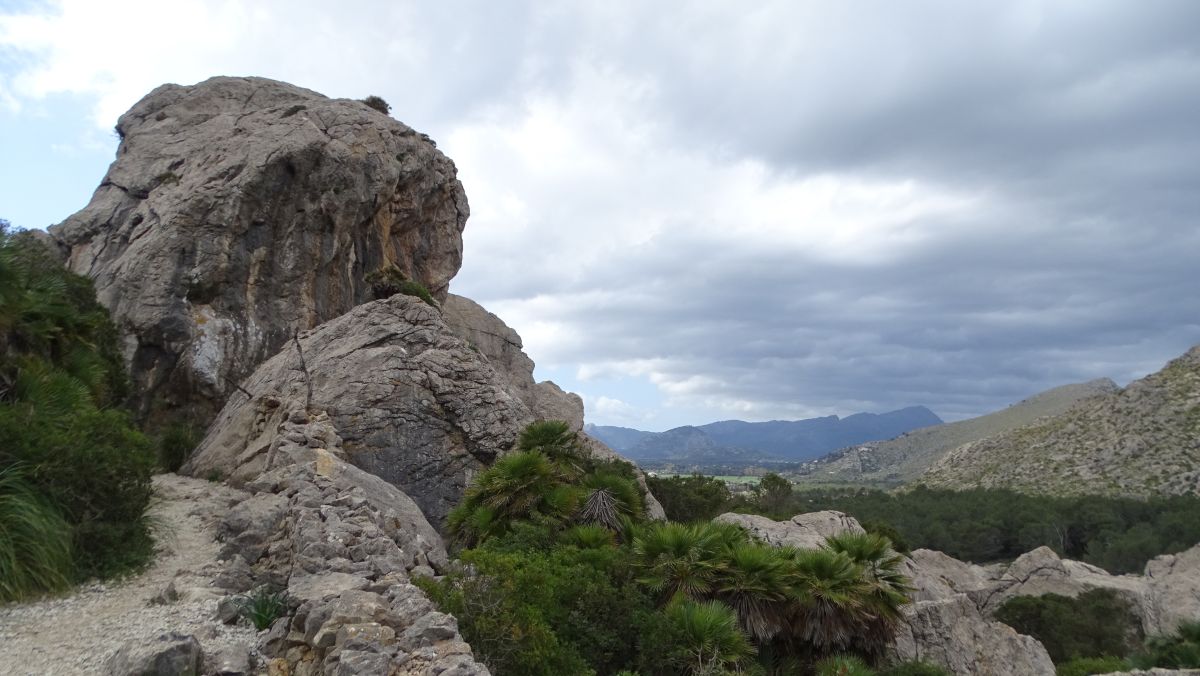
[105,632,203,676]
[721,511,1055,674]
[906,542,1200,639]
[210,401,488,675]
[923,345,1200,497]
[442,293,586,431]
[49,76,468,426]
[713,510,864,549]
[184,294,661,526]
[183,294,532,526]
[891,594,1055,676]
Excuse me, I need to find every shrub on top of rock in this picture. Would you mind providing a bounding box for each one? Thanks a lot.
[365,264,437,307]
[361,94,391,115]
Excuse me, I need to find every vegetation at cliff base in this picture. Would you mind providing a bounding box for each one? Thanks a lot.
[0,221,155,598]
[423,421,945,675]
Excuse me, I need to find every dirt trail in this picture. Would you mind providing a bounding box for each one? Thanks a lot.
[0,474,259,675]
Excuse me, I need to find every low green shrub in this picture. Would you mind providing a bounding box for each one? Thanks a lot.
[361,95,391,115]
[236,587,290,630]
[879,661,951,675]
[815,654,874,675]
[1055,655,1131,676]
[157,423,201,472]
[1132,620,1200,669]
[364,265,436,306]
[994,589,1142,663]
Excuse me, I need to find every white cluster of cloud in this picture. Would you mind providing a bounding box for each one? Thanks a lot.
[3,1,1198,429]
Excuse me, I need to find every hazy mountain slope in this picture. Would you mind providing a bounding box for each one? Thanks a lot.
[922,345,1200,497]
[585,424,655,452]
[592,407,942,463]
[799,379,1119,485]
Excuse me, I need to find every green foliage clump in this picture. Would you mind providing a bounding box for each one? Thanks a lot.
[1131,621,1200,669]
[365,265,436,306]
[1055,655,1131,676]
[994,589,1142,663]
[0,465,73,601]
[878,661,952,676]
[756,472,793,516]
[815,654,874,676]
[0,222,155,585]
[360,95,391,115]
[646,474,733,522]
[157,423,201,472]
[236,587,290,630]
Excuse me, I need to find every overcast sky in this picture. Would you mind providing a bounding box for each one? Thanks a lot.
[2,1,1197,431]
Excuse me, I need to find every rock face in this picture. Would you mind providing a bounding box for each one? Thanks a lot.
[184,294,531,526]
[923,345,1200,497]
[906,542,1200,639]
[891,594,1055,676]
[49,76,468,426]
[184,294,662,526]
[713,510,864,549]
[207,400,488,675]
[442,293,584,430]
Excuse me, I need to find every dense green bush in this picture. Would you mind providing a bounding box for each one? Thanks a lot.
[360,95,391,115]
[994,589,1142,663]
[157,423,201,472]
[0,222,155,585]
[1132,621,1200,669]
[365,264,436,306]
[1055,655,1131,676]
[646,474,734,522]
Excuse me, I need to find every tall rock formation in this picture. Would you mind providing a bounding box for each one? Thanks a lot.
[184,293,663,526]
[49,76,468,426]
[923,345,1200,497]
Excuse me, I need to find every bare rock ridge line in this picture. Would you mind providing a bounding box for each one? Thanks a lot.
[922,345,1200,497]
[49,75,469,428]
[801,378,1120,485]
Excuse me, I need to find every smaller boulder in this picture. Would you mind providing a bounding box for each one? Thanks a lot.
[105,632,202,676]
[713,510,864,549]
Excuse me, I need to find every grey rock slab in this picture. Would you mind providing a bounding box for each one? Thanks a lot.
[105,632,203,676]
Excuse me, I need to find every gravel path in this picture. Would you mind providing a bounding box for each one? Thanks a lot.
[0,474,260,675]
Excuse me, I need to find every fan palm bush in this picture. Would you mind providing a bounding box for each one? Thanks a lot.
[0,465,74,601]
[824,532,912,658]
[664,599,755,675]
[447,450,581,545]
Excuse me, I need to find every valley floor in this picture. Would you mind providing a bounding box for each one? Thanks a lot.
[0,475,258,675]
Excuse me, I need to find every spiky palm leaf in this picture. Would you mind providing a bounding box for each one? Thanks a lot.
[0,465,74,601]
[562,523,616,549]
[633,522,742,602]
[716,542,793,642]
[784,547,872,653]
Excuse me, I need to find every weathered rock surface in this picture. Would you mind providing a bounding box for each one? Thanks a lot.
[105,632,203,676]
[906,542,1200,638]
[891,594,1055,676]
[49,76,468,426]
[184,295,532,525]
[713,510,865,549]
[209,402,488,675]
[923,344,1200,497]
[185,294,661,526]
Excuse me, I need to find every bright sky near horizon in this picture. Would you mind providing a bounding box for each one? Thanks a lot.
[2,1,1198,431]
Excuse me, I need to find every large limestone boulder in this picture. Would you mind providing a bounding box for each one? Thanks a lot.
[1143,543,1200,636]
[49,76,468,426]
[184,294,663,526]
[184,294,531,526]
[892,594,1055,676]
[713,510,864,549]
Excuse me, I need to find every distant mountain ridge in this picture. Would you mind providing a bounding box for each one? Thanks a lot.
[797,378,1119,485]
[921,345,1200,497]
[586,406,943,463]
